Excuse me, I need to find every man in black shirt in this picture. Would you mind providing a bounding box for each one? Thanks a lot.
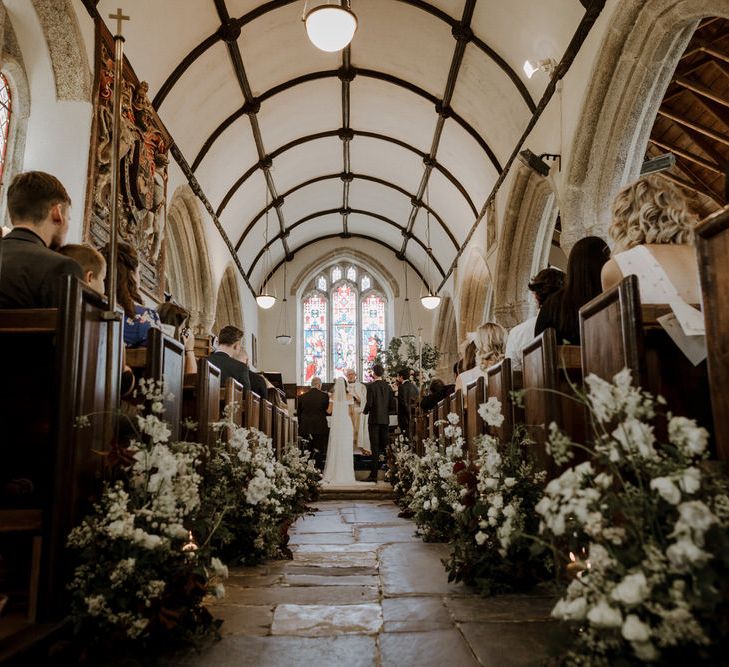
[207,325,251,391]
[0,171,83,308]
[241,349,268,399]
[396,368,419,438]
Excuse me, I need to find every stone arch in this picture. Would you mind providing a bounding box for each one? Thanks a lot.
[433,295,458,382]
[561,0,729,248]
[458,249,491,342]
[29,0,91,101]
[493,164,559,328]
[166,185,215,334]
[214,264,244,335]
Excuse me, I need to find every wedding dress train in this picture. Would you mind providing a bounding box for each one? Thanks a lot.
[322,378,356,485]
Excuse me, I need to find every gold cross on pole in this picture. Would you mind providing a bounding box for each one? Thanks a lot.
[109,8,130,36]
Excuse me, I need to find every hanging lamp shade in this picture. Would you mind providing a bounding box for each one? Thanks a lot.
[420,293,441,310]
[256,293,276,309]
[305,3,357,52]
[275,264,292,343]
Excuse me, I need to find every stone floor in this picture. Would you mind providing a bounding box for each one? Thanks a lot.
[172,500,564,666]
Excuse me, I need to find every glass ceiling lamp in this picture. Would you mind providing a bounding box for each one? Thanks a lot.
[420,185,441,310]
[275,262,293,345]
[303,0,358,52]
[399,261,415,340]
[256,188,277,309]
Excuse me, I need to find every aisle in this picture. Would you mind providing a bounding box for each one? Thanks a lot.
[174,501,562,667]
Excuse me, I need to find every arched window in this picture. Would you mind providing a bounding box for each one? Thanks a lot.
[301,263,388,382]
[0,74,12,184]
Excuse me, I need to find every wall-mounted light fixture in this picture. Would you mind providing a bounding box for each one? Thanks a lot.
[518,149,561,177]
[640,153,676,176]
[523,58,556,79]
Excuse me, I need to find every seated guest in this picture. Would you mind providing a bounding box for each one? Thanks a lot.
[240,349,267,398]
[505,267,564,370]
[207,325,251,390]
[535,236,610,344]
[454,340,477,393]
[455,323,506,392]
[58,244,106,294]
[601,174,701,304]
[0,171,83,308]
[420,378,453,411]
[104,241,161,348]
[157,302,197,374]
[396,368,419,436]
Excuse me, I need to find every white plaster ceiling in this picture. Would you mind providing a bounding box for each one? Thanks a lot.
[97,0,584,291]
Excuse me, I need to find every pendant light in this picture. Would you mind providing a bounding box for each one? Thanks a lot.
[256,186,277,309]
[275,261,293,345]
[399,261,415,340]
[420,184,441,310]
[303,0,358,52]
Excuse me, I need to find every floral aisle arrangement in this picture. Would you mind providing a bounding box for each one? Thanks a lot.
[194,420,321,566]
[374,336,440,383]
[389,435,421,510]
[444,399,551,594]
[68,380,221,647]
[537,369,729,665]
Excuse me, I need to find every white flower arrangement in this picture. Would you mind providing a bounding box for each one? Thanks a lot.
[537,369,729,665]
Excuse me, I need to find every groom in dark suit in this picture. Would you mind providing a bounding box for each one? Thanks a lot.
[298,376,330,471]
[364,364,396,482]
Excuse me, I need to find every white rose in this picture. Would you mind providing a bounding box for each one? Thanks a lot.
[423,500,431,511]
[475,531,487,546]
[611,572,649,605]
[679,467,701,495]
[477,397,504,428]
[650,477,681,505]
[632,640,659,662]
[431,496,439,509]
[504,477,516,488]
[666,538,711,571]
[552,596,587,621]
[621,614,651,642]
[478,519,488,529]
[587,600,623,628]
[447,412,459,425]
[668,416,708,456]
[677,501,718,534]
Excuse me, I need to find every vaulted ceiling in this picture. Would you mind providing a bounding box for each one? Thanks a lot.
[95,0,585,291]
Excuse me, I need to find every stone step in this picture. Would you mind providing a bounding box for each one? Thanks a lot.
[319,483,395,500]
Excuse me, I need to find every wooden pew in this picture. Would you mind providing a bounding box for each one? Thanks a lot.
[427,408,436,442]
[465,377,486,457]
[436,398,448,440]
[181,359,221,448]
[223,377,244,428]
[289,416,299,450]
[521,329,585,475]
[245,391,261,430]
[144,328,185,442]
[272,405,286,458]
[694,207,729,462]
[580,275,711,441]
[486,359,515,444]
[260,400,273,438]
[0,276,122,623]
[449,390,464,432]
[415,410,427,455]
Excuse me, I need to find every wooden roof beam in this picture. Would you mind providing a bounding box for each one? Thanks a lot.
[657,108,729,147]
[649,138,723,174]
[661,170,717,201]
[675,77,729,108]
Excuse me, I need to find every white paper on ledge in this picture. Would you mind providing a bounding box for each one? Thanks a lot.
[658,313,707,366]
[669,299,705,337]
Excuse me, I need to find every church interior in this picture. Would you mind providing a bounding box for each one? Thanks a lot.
[1,0,729,664]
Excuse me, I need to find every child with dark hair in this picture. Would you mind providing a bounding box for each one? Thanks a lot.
[58,244,106,295]
[535,236,610,344]
[103,241,161,347]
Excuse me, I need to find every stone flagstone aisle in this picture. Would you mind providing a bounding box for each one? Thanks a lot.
[175,500,563,666]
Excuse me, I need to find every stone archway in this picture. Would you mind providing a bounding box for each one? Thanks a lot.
[166,185,215,334]
[214,264,244,335]
[561,0,729,248]
[433,295,458,382]
[493,165,559,328]
[458,250,491,342]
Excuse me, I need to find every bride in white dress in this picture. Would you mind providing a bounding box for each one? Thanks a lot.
[322,377,356,485]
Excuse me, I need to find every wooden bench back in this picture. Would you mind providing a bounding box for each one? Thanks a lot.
[273,405,286,458]
[223,377,244,427]
[195,359,221,448]
[522,329,584,475]
[465,377,486,457]
[695,208,728,461]
[245,390,261,430]
[0,276,122,620]
[449,390,464,432]
[145,328,185,441]
[436,398,448,440]
[260,399,273,437]
[486,358,514,443]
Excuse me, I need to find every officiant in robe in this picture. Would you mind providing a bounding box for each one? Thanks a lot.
[346,368,370,451]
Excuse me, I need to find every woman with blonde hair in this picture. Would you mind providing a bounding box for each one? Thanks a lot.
[601,174,701,305]
[455,322,506,392]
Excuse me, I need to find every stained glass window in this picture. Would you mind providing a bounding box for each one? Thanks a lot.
[303,293,327,383]
[301,262,388,382]
[0,75,11,184]
[361,293,385,381]
[332,282,357,378]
